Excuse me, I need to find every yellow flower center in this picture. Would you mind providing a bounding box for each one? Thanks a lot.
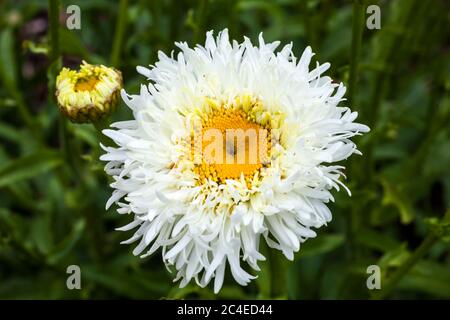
[192,107,271,185]
[74,76,99,92]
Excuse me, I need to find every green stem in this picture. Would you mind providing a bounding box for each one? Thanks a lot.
[346,0,365,260]
[59,115,85,178]
[48,0,60,62]
[194,0,208,44]
[348,0,365,107]
[300,0,317,49]
[363,0,418,185]
[49,0,71,165]
[60,119,105,262]
[110,0,128,67]
[49,0,104,262]
[372,210,450,299]
[93,118,113,147]
[268,250,289,299]
[371,234,438,300]
[367,0,417,127]
[58,113,69,164]
[14,91,36,135]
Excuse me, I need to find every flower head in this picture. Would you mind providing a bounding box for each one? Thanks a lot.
[101,29,369,293]
[56,61,122,123]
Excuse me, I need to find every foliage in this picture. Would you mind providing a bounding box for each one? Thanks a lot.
[0,0,449,299]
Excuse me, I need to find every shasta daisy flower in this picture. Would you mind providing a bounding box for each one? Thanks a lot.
[101,29,369,293]
[56,61,122,123]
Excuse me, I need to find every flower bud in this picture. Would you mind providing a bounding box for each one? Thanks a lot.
[55,61,122,123]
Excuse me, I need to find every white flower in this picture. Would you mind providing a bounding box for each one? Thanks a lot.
[101,29,369,293]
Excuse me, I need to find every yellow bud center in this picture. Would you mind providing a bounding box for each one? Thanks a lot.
[74,76,99,92]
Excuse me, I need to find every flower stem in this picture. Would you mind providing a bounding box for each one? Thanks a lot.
[194,0,208,44]
[49,0,105,262]
[110,0,128,67]
[268,249,289,299]
[348,0,365,107]
[93,118,113,147]
[371,234,438,300]
[48,0,60,63]
[13,91,37,137]
[48,0,70,164]
[371,210,450,299]
[300,0,317,50]
[347,0,366,260]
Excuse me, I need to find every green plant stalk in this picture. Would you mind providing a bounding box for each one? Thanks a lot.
[193,0,208,44]
[363,0,418,185]
[74,136,106,263]
[300,0,317,50]
[48,0,82,177]
[93,118,114,147]
[48,0,60,63]
[59,120,106,262]
[48,0,76,169]
[1,29,39,136]
[48,0,105,262]
[346,0,365,260]
[48,0,71,168]
[371,233,438,300]
[110,0,129,67]
[372,210,450,299]
[348,0,365,107]
[268,249,288,299]
[367,0,418,128]
[13,91,37,136]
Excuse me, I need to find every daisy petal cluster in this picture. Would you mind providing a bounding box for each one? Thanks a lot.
[101,29,369,293]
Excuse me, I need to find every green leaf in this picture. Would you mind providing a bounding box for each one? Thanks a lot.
[297,234,345,258]
[167,284,201,299]
[319,263,350,299]
[380,177,415,224]
[378,245,410,270]
[355,228,402,252]
[59,28,90,59]
[0,208,27,239]
[46,219,86,265]
[216,286,247,299]
[255,243,272,298]
[0,123,24,143]
[398,261,450,298]
[83,265,170,298]
[72,125,98,147]
[0,28,18,92]
[22,40,49,55]
[0,272,75,299]
[0,151,63,188]
[424,210,450,242]
[30,213,54,256]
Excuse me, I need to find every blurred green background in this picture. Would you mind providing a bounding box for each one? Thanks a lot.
[0,0,449,299]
